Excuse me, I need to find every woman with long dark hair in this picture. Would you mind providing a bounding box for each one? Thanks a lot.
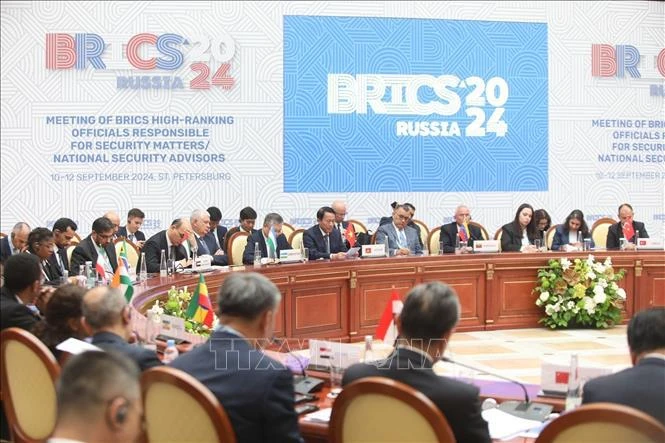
[551,209,594,251]
[501,203,538,252]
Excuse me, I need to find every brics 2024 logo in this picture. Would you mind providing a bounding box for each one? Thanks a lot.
[45,33,236,90]
[591,44,665,96]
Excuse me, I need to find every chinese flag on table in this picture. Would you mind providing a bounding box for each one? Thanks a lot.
[622,219,635,241]
[375,288,404,345]
[344,223,357,247]
[186,273,214,328]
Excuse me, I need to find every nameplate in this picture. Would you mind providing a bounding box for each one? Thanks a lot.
[362,244,386,257]
[309,339,363,369]
[636,238,663,250]
[541,358,616,394]
[279,249,303,263]
[160,314,186,339]
[473,240,500,253]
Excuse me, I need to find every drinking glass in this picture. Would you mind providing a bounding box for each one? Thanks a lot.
[534,238,543,251]
[329,358,344,399]
[439,241,445,255]
[302,248,309,263]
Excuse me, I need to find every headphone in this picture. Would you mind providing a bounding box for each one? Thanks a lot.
[116,402,128,424]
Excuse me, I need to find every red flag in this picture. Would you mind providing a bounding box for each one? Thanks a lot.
[622,219,635,241]
[344,223,357,247]
[375,288,403,344]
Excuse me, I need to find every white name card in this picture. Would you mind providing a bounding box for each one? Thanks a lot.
[636,238,663,250]
[279,249,303,262]
[160,314,186,339]
[473,240,500,253]
[362,244,386,257]
[540,358,617,394]
[309,339,363,369]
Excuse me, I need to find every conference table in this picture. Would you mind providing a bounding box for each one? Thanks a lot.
[132,250,665,341]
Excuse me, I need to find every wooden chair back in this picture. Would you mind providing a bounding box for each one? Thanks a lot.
[545,224,558,250]
[347,220,368,234]
[427,229,442,255]
[114,238,140,270]
[288,229,305,251]
[469,221,489,240]
[281,223,296,243]
[411,219,429,247]
[227,231,249,266]
[591,217,616,249]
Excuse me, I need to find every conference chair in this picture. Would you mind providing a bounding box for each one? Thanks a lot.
[427,229,441,255]
[347,219,368,234]
[591,217,616,249]
[411,219,429,247]
[66,245,76,268]
[288,229,305,250]
[141,366,236,443]
[469,221,489,240]
[114,237,140,270]
[329,377,455,443]
[70,232,81,245]
[227,231,249,266]
[281,222,295,243]
[1,327,60,443]
[535,402,665,443]
[494,228,503,243]
[546,224,558,250]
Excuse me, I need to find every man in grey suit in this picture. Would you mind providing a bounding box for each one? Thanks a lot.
[375,204,423,256]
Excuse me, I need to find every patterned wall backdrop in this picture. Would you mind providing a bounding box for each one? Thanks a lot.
[1,1,663,240]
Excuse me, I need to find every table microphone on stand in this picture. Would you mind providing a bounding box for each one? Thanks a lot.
[441,356,553,421]
[273,338,325,395]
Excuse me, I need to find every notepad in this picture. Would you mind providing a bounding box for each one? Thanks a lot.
[481,407,543,440]
[302,407,332,423]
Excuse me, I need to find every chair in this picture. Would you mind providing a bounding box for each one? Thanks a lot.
[1,327,61,442]
[289,229,305,250]
[546,224,558,250]
[494,227,503,241]
[329,377,455,443]
[70,232,81,245]
[347,219,368,234]
[591,217,616,249]
[281,223,295,242]
[142,366,236,443]
[469,221,489,240]
[411,219,429,247]
[114,238,140,270]
[227,231,249,266]
[536,402,665,443]
[66,245,76,268]
[428,228,442,255]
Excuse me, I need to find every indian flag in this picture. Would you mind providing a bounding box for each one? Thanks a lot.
[186,273,214,327]
[110,242,134,302]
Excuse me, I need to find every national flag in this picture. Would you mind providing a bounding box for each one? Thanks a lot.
[119,240,130,270]
[266,225,277,258]
[375,288,404,345]
[110,253,134,302]
[622,218,635,241]
[186,273,214,327]
[459,223,469,242]
[344,222,357,247]
[95,254,107,284]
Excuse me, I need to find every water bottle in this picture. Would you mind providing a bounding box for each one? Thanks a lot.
[85,261,95,288]
[191,248,198,271]
[159,249,167,277]
[455,233,461,254]
[139,252,148,282]
[253,242,262,267]
[577,231,583,250]
[384,235,390,257]
[163,339,179,363]
[565,354,582,411]
[362,335,374,363]
[634,230,640,246]
[61,269,69,286]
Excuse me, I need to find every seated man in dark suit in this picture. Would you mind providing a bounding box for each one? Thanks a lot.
[190,209,227,266]
[440,205,484,253]
[343,281,491,443]
[50,217,78,277]
[82,286,162,372]
[606,203,650,250]
[223,206,258,253]
[142,218,191,273]
[26,227,62,284]
[583,307,665,424]
[70,217,118,278]
[205,206,228,253]
[243,213,291,264]
[379,202,423,248]
[376,204,423,256]
[50,351,144,443]
[117,208,146,249]
[170,272,302,443]
[0,253,52,332]
[0,222,31,264]
[303,206,349,260]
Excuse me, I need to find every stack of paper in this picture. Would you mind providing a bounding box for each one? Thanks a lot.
[302,407,332,423]
[481,407,544,440]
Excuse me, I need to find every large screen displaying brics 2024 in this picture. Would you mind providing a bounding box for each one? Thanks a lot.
[283,15,548,193]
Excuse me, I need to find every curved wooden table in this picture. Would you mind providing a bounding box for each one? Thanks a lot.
[132,250,665,341]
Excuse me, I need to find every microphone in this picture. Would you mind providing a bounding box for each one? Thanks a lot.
[272,338,324,395]
[441,356,553,421]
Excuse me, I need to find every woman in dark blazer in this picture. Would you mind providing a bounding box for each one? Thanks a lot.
[501,203,538,252]
[551,209,594,251]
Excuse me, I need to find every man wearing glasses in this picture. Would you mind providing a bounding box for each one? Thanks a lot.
[70,217,118,277]
[141,218,192,273]
[376,204,423,256]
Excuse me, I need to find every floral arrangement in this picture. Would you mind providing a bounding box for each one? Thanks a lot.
[147,285,217,337]
[534,255,626,329]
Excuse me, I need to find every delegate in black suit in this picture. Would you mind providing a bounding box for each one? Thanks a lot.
[500,222,535,252]
[440,221,484,253]
[91,331,162,372]
[343,347,491,443]
[583,357,665,425]
[606,220,649,250]
[0,236,16,263]
[243,230,291,264]
[205,225,228,252]
[142,230,188,273]
[193,234,227,266]
[39,255,62,284]
[69,236,118,275]
[302,225,347,260]
[170,329,302,443]
[379,216,423,247]
[48,246,70,277]
[0,287,41,332]
[117,225,146,242]
[222,227,258,253]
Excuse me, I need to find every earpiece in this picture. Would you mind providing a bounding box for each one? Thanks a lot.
[116,403,128,423]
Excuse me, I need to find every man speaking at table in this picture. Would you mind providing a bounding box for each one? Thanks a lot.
[303,206,348,260]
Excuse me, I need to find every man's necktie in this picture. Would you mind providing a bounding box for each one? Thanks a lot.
[42,260,51,280]
[325,234,330,254]
[198,237,210,255]
[338,223,344,241]
[55,249,64,273]
[128,233,135,242]
[398,230,407,248]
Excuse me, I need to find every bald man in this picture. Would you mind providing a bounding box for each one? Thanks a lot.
[0,222,31,263]
[331,200,355,248]
[103,211,121,240]
[440,205,484,253]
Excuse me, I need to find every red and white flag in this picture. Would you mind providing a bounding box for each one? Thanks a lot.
[95,254,107,284]
[375,289,404,345]
[622,218,635,241]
